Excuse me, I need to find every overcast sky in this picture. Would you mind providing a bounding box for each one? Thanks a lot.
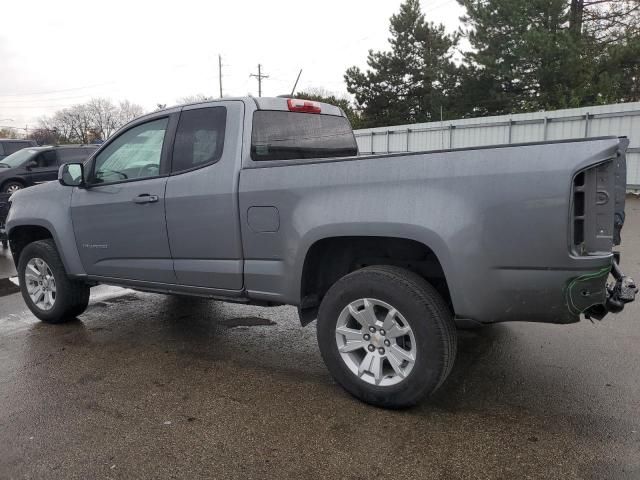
[0,0,465,129]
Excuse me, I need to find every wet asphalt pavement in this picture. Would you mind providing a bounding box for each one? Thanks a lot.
[1,202,640,480]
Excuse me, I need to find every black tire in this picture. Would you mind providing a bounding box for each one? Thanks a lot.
[317,265,457,408]
[2,180,24,195]
[18,239,90,324]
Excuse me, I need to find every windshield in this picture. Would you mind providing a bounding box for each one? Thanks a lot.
[0,148,37,168]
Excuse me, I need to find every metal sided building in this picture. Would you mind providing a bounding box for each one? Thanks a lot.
[353,102,640,191]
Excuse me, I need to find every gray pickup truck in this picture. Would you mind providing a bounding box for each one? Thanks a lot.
[6,97,637,407]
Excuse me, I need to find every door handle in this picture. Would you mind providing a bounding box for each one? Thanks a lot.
[133,194,159,204]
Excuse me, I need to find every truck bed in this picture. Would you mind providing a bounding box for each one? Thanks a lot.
[239,136,627,324]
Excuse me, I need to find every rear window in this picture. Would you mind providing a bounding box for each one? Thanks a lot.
[251,111,357,161]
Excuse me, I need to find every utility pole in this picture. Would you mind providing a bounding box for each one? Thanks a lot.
[290,69,303,96]
[218,54,223,98]
[250,64,268,97]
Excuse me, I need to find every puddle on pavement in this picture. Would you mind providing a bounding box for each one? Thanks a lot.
[219,317,276,328]
[0,312,39,335]
[89,293,140,309]
[0,277,20,297]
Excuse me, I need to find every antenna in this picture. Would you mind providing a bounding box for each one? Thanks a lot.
[291,69,303,96]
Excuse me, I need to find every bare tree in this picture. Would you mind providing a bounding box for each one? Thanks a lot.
[65,104,93,144]
[41,111,72,143]
[116,100,144,127]
[26,128,60,145]
[572,0,640,41]
[0,128,18,139]
[38,98,145,144]
[87,98,118,140]
[176,94,214,104]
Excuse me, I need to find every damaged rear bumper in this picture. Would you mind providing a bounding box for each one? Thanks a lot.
[583,253,637,320]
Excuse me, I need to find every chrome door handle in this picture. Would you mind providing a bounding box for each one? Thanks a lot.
[133,194,159,204]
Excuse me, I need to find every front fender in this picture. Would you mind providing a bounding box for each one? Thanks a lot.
[6,183,85,276]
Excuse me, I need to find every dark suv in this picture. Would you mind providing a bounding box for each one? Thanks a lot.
[0,145,98,194]
[0,139,38,160]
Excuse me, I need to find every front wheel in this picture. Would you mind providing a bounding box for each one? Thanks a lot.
[3,181,24,195]
[317,265,457,408]
[18,239,90,323]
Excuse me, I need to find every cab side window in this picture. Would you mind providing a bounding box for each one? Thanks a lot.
[172,107,226,173]
[92,118,168,184]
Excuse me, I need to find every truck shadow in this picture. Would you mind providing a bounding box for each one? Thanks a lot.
[19,290,616,421]
[429,325,514,408]
[426,322,610,421]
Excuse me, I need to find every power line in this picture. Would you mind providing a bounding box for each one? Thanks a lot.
[0,104,74,109]
[0,102,95,109]
[0,92,99,105]
[0,82,116,98]
[250,64,269,97]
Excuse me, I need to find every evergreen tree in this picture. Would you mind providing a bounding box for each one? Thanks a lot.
[295,89,363,129]
[577,0,640,104]
[344,0,460,127]
[345,0,639,124]
[458,0,585,114]
[458,0,640,114]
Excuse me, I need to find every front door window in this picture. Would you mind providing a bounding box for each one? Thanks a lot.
[92,118,168,184]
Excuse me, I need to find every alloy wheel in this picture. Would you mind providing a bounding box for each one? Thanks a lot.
[335,298,416,386]
[25,257,56,311]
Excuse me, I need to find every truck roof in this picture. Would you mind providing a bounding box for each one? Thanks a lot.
[152,96,346,118]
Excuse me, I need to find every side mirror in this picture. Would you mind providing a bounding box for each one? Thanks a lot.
[58,163,85,187]
[25,160,38,170]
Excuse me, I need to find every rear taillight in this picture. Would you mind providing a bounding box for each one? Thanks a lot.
[287,98,321,114]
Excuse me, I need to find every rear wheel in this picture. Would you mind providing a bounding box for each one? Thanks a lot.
[3,181,24,195]
[317,265,457,408]
[18,239,90,323]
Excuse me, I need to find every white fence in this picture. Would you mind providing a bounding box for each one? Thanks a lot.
[354,102,640,189]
